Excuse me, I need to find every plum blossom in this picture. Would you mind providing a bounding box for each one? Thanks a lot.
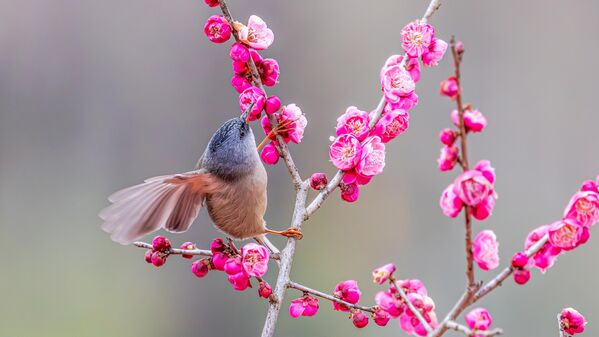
[453,165,496,207]
[440,76,459,100]
[241,242,269,277]
[238,15,274,50]
[250,50,280,87]
[472,230,500,271]
[438,145,458,171]
[211,252,227,271]
[264,96,281,115]
[471,194,495,221]
[258,281,272,298]
[513,268,531,285]
[399,293,438,336]
[239,86,266,121]
[381,63,416,105]
[231,75,251,93]
[336,106,370,141]
[401,22,435,58]
[381,55,420,83]
[333,280,361,312]
[422,38,448,67]
[375,290,403,318]
[228,271,251,291]
[465,307,493,332]
[260,142,279,165]
[525,225,562,273]
[371,106,410,143]
[309,172,328,191]
[329,134,362,170]
[356,136,386,178]
[560,308,587,335]
[204,15,231,44]
[351,311,369,328]
[511,252,529,269]
[372,307,391,326]
[398,279,428,296]
[440,183,463,218]
[289,295,319,318]
[372,263,396,285]
[340,182,360,202]
[191,259,211,278]
[439,128,456,146]
[451,108,487,133]
[563,190,599,227]
[548,219,586,251]
[229,42,250,63]
[262,104,307,144]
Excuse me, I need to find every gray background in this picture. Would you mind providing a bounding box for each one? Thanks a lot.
[1,0,598,336]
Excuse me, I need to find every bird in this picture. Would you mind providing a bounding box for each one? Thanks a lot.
[100,105,302,246]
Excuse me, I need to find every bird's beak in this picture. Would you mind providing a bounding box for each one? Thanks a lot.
[241,102,255,124]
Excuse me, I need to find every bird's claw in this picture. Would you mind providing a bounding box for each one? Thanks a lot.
[280,227,303,240]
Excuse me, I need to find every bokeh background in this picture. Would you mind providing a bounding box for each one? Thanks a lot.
[1,0,599,336]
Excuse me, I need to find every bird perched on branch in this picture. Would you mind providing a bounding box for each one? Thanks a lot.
[100,104,302,245]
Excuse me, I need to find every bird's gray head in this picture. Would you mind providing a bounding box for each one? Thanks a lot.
[202,116,259,181]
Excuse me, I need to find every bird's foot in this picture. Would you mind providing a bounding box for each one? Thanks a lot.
[265,227,303,240]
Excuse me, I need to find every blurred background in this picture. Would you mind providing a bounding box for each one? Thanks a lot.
[1,0,598,336]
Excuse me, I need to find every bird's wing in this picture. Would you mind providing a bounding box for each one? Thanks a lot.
[100,170,221,245]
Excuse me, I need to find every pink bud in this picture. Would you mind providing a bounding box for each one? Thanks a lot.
[265,96,281,115]
[560,308,587,335]
[437,145,459,172]
[203,15,231,44]
[258,281,272,298]
[229,42,250,62]
[372,307,391,326]
[351,311,369,328]
[372,263,396,285]
[289,295,319,318]
[203,0,219,7]
[179,242,196,259]
[260,142,280,165]
[340,182,360,203]
[439,128,456,146]
[228,272,251,291]
[440,76,459,100]
[224,256,243,275]
[465,308,493,331]
[211,252,228,271]
[455,40,465,55]
[232,60,248,74]
[333,280,361,312]
[191,259,211,278]
[144,250,153,264]
[511,252,529,269]
[580,180,599,193]
[152,235,171,252]
[309,172,328,190]
[151,251,166,267]
[513,268,531,285]
[210,238,226,254]
[231,75,251,93]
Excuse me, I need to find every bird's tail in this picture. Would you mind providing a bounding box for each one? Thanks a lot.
[100,170,220,245]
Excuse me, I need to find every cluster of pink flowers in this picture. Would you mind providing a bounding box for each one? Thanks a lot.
[324,21,446,202]
[560,308,587,335]
[510,177,599,284]
[202,6,307,165]
[143,236,273,297]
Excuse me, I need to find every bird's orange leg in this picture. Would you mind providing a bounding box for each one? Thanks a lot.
[264,227,303,240]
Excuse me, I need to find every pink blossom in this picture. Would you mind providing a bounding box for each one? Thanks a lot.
[255,55,279,87]
[340,182,360,202]
[372,263,396,285]
[203,15,231,44]
[548,219,585,251]
[513,268,531,285]
[227,271,250,291]
[150,251,166,267]
[333,280,361,312]
[204,0,219,7]
[373,307,391,326]
[265,96,281,115]
[440,183,463,218]
[191,259,210,278]
[258,281,273,298]
[422,38,448,67]
[401,22,435,58]
[231,75,251,93]
[229,42,250,62]
[472,230,500,271]
[224,256,243,275]
[309,172,328,191]
[465,308,493,331]
[351,311,369,328]
[144,250,152,264]
[564,190,599,227]
[336,106,370,141]
[381,55,420,82]
[239,15,274,50]
[560,308,587,335]
[260,142,279,165]
[440,76,459,100]
[356,136,386,178]
[211,252,227,271]
[262,104,307,144]
[239,86,265,121]
[232,60,248,74]
[470,195,495,221]
[375,290,403,318]
[399,279,428,296]
[455,40,465,54]
[342,169,372,186]
[382,64,416,104]
[289,295,319,318]
[329,134,362,170]
[180,241,196,259]
[453,170,494,206]
[451,108,487,133]
[580,179,599,193]
[439,128,456,146]
[400,293,438,336]
[371,107,410,143]
[473,160,496,184]
[241,242,269,277]
[525,225,562,273]
[438,145,458,172]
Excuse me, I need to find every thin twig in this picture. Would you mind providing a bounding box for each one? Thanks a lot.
[132,241,280,260]
[446,321,503,337]
[287,281,376,313]
[389,276,433,334]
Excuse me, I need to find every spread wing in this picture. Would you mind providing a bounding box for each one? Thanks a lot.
[100,170,221,245]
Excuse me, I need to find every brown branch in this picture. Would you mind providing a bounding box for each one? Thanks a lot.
[132,241,280,260]
[287,281,376,313]
[446,321,503,337]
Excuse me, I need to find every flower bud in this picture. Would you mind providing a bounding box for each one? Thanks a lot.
[228,272,251,291]
[144,250,153,264]
[372,307,391,326]
[203,15,231,44]
[265,96,281,115]
[580,180,599,193]
[351,311,369,328]
[440,76,459,99]
[151,251,166,267]
[309,172,328,191]
[210,238,226,254]
[439,128,456,146]
[511,252,528,269]
[204,0,219,7]
[224,256,243,275]
[191,259,211,278]
[560,308,587,335]
[340,182,359,203]
[229,42,250,62]
[258,281,273,298]
[180,242,196,259]
[211,252,228,271]
[260,142,280,165]
[231,75,251,93]
[513,268,531,285]
[152,235,171,252]
[372,263,396,285]
[455,40,465,55]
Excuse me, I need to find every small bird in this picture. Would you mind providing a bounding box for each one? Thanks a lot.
[100,106,302,245]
